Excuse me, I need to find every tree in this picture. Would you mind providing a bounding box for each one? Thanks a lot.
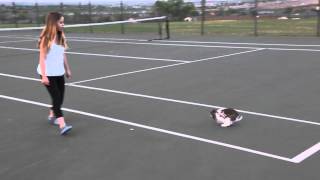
[153,0,197,21]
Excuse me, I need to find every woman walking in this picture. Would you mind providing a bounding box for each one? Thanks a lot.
[37,12,72,135]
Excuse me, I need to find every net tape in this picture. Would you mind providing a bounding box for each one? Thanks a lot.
[0,16,167,31]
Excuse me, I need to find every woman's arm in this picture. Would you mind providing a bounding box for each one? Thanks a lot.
[39,40,49,85]
[64,53,72,79]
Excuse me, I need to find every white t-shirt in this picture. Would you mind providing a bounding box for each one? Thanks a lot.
[37,42,65,76]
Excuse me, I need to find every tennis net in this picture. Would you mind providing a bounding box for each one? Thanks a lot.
[0,16,170,41]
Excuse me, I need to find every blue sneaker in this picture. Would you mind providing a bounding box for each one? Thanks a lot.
[48,116,59,126]
[60,125,72,135]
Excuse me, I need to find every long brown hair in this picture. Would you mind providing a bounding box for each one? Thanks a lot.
[38,12,68,50]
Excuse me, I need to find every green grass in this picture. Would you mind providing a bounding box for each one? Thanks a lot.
[170,18,318,36]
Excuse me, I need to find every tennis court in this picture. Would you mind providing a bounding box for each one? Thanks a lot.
[1,26,320,179]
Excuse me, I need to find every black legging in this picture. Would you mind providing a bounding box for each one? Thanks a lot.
[42,75,65,118]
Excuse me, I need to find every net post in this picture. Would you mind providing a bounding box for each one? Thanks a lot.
[165,17,170,39]
[158,21,163,39]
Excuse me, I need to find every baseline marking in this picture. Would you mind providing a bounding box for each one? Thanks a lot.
[291,142,320,163]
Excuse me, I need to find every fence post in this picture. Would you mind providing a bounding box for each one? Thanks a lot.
[201,0,206,36]
[60,2,64,14]
[120,1,125,34]
[12,2,18,28]
[77,3,82,24]
[88,2,93,33]
[317,1,320,37]
[35,3,40,27]
[253,0,258,36]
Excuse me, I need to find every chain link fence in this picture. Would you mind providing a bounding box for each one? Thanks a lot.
[1,0,320,37]
[0,2,155,26]
[181,0,320,37]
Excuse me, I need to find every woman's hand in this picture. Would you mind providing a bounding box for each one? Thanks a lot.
[41,76,50,85]
[65,69,72,79]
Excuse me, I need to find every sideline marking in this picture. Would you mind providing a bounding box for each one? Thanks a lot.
[0,45,188,63]
[1,72,320,127]
[0,94,295,163]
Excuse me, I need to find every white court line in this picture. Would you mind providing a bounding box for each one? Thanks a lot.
[0,94,295,163]
[69,49,264,84]
[0,39,36,44]
[68,84,320,126]
[0,45,264,85]
[156,39,320,47]
[66,36,320,47]
[2,35,320,52]
[68,36,149,42]
[0,45,187,63]
[1,74,320,163]
[0,46,39,52]
[0,35,37,40]
[0,35,259,49]
[291,142,320,163]
[65,51,188,63]
[68,38,320,52]
[1,72,320,127]
[0,73,40,82]
[67,38,259,49]
[6,35,320,48]
[265,47,320,52]
[69,62,185,84]
[65,36,320,47]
